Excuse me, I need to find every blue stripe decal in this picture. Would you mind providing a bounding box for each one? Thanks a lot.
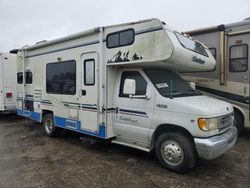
[135,26,163,35]
[25,26,164,58]
[54,116,106,138]
[120,109,147,115]
[41,101,53,105]
[17,109,41,122]
[17,98,53,105]
[63,101,81,105]
[16,109,106,138]
[26,40,99,58]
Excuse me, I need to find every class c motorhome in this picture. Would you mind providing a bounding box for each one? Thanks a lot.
[182,18,250,134]
[16,18,237,173]
[0,52,17,112]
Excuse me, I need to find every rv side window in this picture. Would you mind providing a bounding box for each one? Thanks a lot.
[119,71,147,98]
[107,29,134,48]
[46,60,76,95]
[175,32,208,57]
[17,72,23,84]
[209,48,216,60]
[25,71,33,84]
[84,59,95,86]
[229,44,248,72]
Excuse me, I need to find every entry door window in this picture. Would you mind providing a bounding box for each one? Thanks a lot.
[84,59,95,86]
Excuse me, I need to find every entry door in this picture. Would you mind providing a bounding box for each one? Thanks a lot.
[227,34,250,99]
[80,52,99,132]
[113,70,154,146]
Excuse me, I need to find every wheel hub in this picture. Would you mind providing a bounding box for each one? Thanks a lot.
[161,140,184,166]
[45,119,53,133]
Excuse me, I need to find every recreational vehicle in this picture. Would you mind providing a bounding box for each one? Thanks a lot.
[16,18,237,173]
[182,18,250,134]
[0,52,17,112]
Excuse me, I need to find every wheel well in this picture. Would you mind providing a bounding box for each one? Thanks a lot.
[150,124,194,151]
[233,107,244,124]
[42,110,53,119]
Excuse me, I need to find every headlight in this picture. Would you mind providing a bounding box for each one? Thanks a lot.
[198,117,219,131]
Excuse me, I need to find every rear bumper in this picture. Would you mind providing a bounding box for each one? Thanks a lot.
[0,104,16,112]
[194,126,237,160]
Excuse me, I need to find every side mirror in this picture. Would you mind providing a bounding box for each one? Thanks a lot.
[189,82,196,90]
[123,79,136,95]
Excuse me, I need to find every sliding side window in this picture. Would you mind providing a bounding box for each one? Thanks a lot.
[229,44,248,72]
[119,71,147,98]
[46,60,76,95]
[209,47,216,60]
[17,72,23,84]
[107,29,135,48]
[17,71,32,84]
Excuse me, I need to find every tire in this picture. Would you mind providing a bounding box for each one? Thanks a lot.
[234,111,244,134]
[155,132,196,173]
[43,113,61,137]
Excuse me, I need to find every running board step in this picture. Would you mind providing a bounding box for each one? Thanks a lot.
[111,140,150,152]
[80,135,102,144]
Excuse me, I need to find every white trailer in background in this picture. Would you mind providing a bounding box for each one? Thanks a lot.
[0,52,17,112]
[182,19,250,134]
[17,18,237,173]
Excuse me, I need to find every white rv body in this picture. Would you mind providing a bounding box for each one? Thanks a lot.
[182,19,250,133]
[17,18,237,173]
[0,52,17,112]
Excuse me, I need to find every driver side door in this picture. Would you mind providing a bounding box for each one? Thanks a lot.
[113,70,154,147]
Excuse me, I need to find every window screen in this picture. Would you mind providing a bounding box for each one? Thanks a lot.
[107,29,134,48]
[46,60,76,95]
[229,44,248,72]
[84,59,95,86]
[17,72,23,84]
[119,71,147,98]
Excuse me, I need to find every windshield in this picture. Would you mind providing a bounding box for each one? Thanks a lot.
[144,69,201,98]
[175,32,208,57]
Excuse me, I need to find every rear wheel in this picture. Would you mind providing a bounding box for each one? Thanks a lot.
[155,132,196,173]
[43,113,61,137]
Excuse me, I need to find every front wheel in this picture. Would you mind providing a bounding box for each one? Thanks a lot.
[234,111,244,134]
[155,132,196,173]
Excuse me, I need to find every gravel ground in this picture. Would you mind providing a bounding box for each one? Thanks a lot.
[0,113,250,188]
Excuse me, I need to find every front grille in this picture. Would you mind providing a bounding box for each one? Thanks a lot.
[219,113,234,131]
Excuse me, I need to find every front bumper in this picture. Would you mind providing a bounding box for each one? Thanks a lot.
[194,126,237,160]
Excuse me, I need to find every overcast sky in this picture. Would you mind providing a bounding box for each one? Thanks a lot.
[0,0,249,52]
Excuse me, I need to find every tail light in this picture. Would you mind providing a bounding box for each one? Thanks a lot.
[6,92,12,98]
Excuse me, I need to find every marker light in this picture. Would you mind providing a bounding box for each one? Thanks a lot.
[6,92,12,98]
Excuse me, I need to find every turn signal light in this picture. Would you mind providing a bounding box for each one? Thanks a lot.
[198,118,207,131]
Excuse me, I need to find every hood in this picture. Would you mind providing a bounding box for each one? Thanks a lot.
[168,95,233,117]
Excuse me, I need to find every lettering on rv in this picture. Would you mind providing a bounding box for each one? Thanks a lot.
[119,116,138,123]
[107,50,143,63]
[192,56,205,65]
